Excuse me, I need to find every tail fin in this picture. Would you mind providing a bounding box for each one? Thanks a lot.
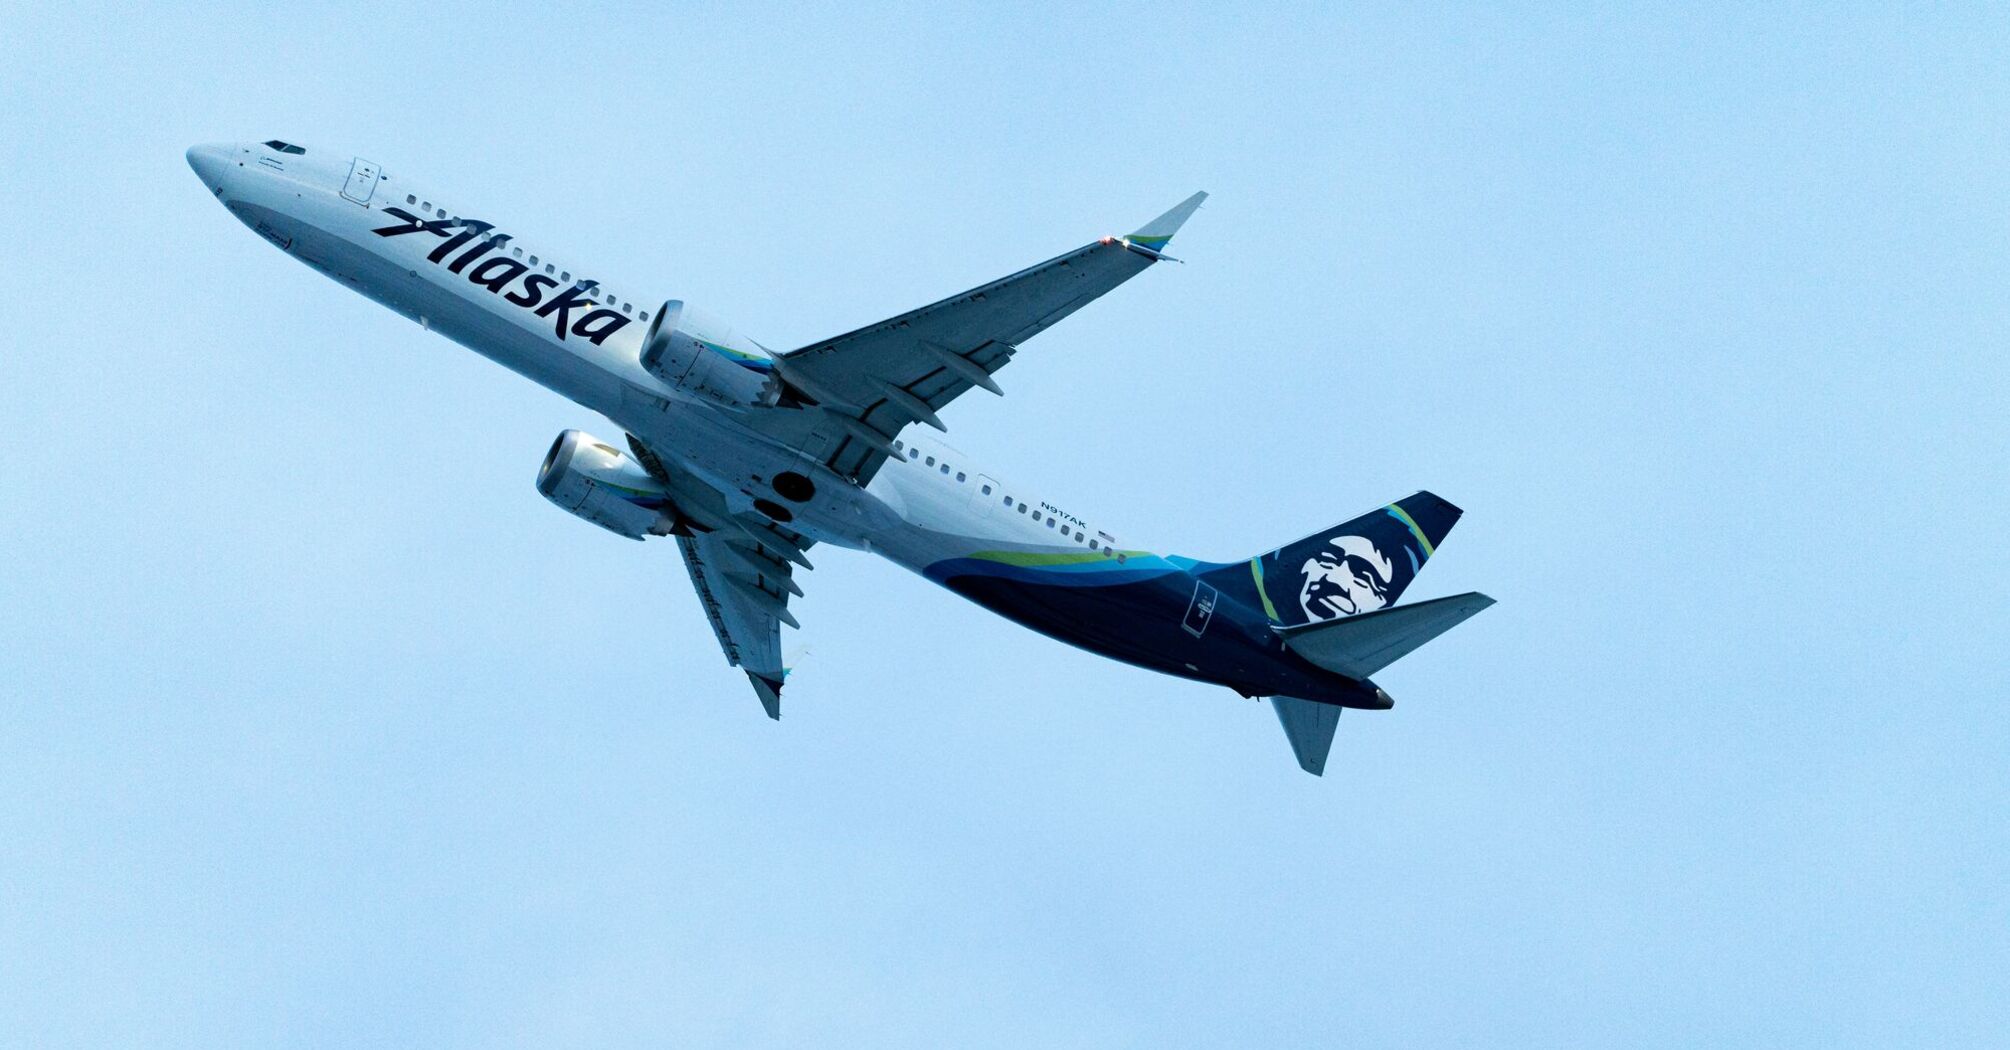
[1198,491,1463,628]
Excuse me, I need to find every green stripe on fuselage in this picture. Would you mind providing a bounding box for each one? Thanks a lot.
[968,549,1148,568]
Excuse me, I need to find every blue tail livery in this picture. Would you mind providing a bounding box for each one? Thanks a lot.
[1195,492,1464,628]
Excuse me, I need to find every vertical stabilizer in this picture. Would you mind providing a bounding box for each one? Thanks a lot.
[1197,492,1463,629]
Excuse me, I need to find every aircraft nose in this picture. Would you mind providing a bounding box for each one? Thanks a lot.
[185,143,233,191]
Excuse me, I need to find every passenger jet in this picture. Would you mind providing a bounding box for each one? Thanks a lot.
[187,139,1493,774]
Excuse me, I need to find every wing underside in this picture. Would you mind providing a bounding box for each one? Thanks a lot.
[754,192,1207,485]
[675,531,798,717]
[627,434,809,719]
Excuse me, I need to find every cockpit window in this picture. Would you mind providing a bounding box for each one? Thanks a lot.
[262,140,306,155]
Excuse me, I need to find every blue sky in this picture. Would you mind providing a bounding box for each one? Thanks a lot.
[2,3,2005,1046]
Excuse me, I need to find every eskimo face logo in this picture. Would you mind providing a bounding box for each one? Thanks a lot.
[1297,535,1393,620]
[371,207,632,346]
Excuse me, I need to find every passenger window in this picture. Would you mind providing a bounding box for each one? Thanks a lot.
[405,194,416,205]
[1089,539,1099,550]
[909,449,920,460]
[981,485,992,495]
[1047,519,1057,529]
[925,456,935,466]
[512,248,522,258]
[529,256,539,266]
[640,311,649,320]
[1018,503,1028,514]
[545,264,556,275]
[421,201,431,211]
[561,272,570,282]
[956,472,966,482]
[436,209,446,219]
[1031,511,1041,521]
[893,440,904,452]
[1116,554,1127,563]
[939,464,950,475]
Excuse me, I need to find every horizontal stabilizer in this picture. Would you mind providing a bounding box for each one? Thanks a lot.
[1272,696,1341,775]
[1277,592,1496,679]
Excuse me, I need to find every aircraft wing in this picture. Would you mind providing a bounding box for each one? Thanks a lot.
[761,191,1206,484]
[675,530,801,718]
[627,435,811,719]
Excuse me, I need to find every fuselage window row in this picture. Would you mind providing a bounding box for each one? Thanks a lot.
[879,442,1115,553]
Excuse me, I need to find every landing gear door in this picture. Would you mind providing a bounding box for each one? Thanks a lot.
[341,158,380,204]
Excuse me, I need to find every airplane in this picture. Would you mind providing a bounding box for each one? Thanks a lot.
[186,139,1493,775]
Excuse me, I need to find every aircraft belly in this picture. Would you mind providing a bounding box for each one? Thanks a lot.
[618,400,890,552]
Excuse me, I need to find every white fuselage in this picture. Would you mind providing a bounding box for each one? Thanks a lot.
[185,143,1136,577]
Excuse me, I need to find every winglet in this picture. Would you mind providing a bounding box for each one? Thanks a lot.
[1123,191,1208,256]
[747,672,784,720]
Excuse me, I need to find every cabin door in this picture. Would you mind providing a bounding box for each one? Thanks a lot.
[341,158,379,204]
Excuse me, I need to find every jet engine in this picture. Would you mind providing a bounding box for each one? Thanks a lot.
[535,429,678,540]
[639,300,778,409]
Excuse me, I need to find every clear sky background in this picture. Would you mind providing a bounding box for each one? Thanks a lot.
[2,3,2005,1046]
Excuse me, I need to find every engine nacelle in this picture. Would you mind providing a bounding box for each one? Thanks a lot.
[639,300,777,409]
[535,430,677,540]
